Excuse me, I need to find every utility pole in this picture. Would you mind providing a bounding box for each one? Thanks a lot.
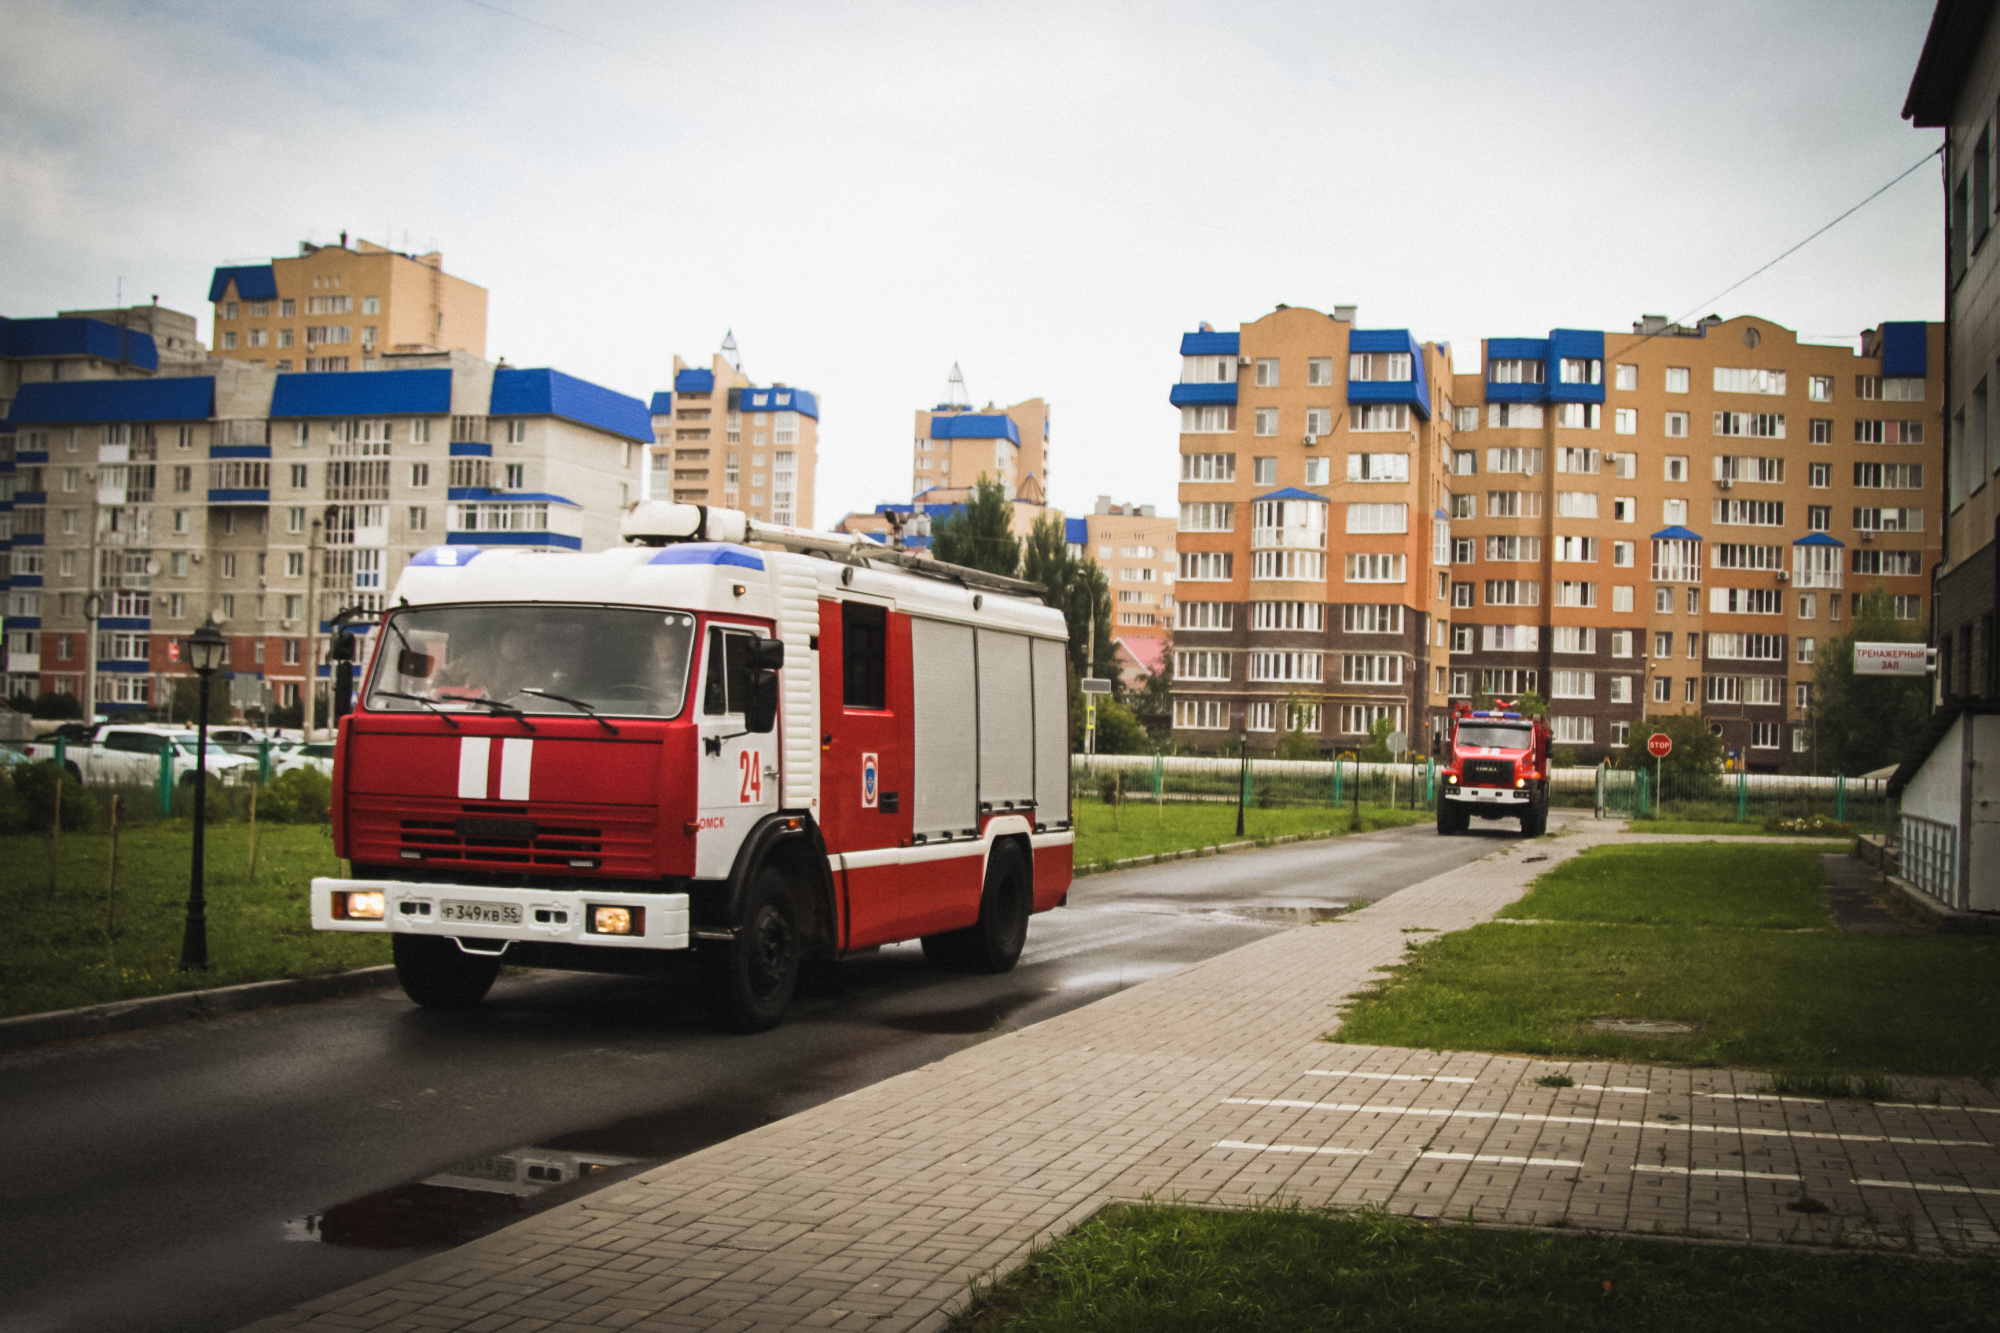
[82,462,100,723]
[305,516,322,739]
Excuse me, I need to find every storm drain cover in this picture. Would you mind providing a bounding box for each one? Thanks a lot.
[1591,1017,1699,1035]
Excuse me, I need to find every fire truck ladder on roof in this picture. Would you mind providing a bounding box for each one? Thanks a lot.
[618,501,1047,601]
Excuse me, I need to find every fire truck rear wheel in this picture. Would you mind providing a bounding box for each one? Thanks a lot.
[923,844,1031,975]
[392,934,501,1010]
[705,867,800,1033]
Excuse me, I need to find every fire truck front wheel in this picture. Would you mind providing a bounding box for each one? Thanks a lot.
[921,843,1031,974]
[392,934,501,1010]
[705,867,800,1034]
[1437,800,1469,835]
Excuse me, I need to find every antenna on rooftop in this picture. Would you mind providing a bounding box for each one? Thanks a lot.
[721,329,741,374]
[943,362,971,409]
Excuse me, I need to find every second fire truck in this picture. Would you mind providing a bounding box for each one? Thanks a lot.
[1435,700,1553,837]
[311,502,1075,1031]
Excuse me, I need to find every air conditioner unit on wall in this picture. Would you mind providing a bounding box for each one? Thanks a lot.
[1303,434,1318,446]
[1238,356,1252,367]
[1717,478,1733,490]
[1776,571,1790,583]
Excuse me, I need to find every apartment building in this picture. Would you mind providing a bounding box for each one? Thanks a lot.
[207,236,488,371]
[1167,305,1945,770]
[1170,305,1456,750]
[648,353,819,528]
[1071,497,1175,638]
[1908,1,2000,702]
[1447,316,1941,768]
[912,394,1050,504]
[1,351,649,714]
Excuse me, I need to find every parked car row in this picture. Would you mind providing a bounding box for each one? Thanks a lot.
[11,724,334,785]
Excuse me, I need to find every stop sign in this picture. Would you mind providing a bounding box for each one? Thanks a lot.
[167,641,181,663]
[1646,733,1673,758]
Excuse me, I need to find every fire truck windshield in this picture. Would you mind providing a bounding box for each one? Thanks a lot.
[366,605,698,719]
[1456,723,1534,751]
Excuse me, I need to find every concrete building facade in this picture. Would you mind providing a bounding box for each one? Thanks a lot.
[1168,305,1945,769]
[207,237,488,372]
[648,353,819,529]
[2,351,650,716]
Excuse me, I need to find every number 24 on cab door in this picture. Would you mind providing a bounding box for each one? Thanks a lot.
[738,749,762,803]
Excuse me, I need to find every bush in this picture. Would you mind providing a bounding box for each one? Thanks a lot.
[1764,812,1850,836]
[1097,770,1122,807]
[28,693,83,720]
[259,767,332,824]
[3,761,98,833]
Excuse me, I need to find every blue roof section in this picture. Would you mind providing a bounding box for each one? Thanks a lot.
[1065,517,1089,545]
[674,368,715,394]
[1255,487,1330,503]
[1880,321,1928,377]
[270,368,452,418]
[209,444,270,459]
[0,316,159,370]
[490,367,654,443]
[648,543,765,571]
[6,377,213,424]
[740,386,819,420]
[929,413,1021,443]
[1794,532,1845,546]
[208,265,278,302]
[1346,328,1431,419]
[1547,329,1606,404]
[1485,336,1551,403]
[449,441,492,457]
[1168,383,1238,408]
[446,531,581,550]
[1179,331,1239,356]
[649,391,673,414]
[1651,526,1704,541]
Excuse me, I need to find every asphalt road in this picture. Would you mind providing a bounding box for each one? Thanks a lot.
[0,819,1529,1333]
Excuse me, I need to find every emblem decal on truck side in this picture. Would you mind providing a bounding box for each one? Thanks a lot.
[861,752,878,808]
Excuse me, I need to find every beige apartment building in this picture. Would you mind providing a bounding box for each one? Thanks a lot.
[1068,498,1175,639]
[648,352,819,528]
[912,391,1051,504]
[207,236,488,372]
[1167,303,1945,771]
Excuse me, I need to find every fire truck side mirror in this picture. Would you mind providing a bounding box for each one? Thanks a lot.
[746,671,780,734]
[750,639,786,671]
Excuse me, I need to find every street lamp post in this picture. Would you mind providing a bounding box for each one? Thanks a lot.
[179,621,227,972]
[1234,709,1248,839]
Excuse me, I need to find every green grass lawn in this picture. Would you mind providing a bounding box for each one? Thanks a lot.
[1072,799,1434,868]
[1336,844,2000,1080]
[1625,818,1858,839]
[0,823,386,1020]
[948,1203,2000,1332]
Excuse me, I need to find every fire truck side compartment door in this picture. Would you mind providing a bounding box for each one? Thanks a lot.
[696,626,778,879]
[976,630,1034,808]
[1032,638,1069,824]
[910,617,977,839]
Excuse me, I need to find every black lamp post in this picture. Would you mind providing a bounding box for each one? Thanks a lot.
[179,621,227,972]
[1234,709,1249,838]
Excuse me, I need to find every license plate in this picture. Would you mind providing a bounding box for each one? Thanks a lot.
[441,900,522,926]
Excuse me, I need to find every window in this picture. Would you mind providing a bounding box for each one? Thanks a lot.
[1809,463,1830,488]
[1809,418,1833,444]
[1805,505,1830,532]
[1486,447,1542,474]
[221,331,237,350]
[1554,403,1600,430]
[1707,632,1785,659]
[505,420,527,444]
[1181,405,1236,433]
[1345,553,1406,583]
[1484,535,1541,562]
[1853,419,1924,444]
[1883,378,1924,402]
[1484,579,1539,606]
[1252,456,1277,485]
[1174,700,1228,730]
[1893,594,1922,620]
[1555,491,1599,519]
[1450,492,1474,519]
[1610,630,1633,658]
[1180,502,1234,532]
[1853,462,1925,489]
[1712,543,1784,572]
[1339,604,1400,633]
[1615,363,1637,391]
[1345,503,1407,534]
[1451,581,1474,608]
[1254,408,1278,438]
[1488,358,1545,384]
[1252,651,1324,683]
[1553,626,1597,654]
[1302,456,1330,485]
[840,601,887,709]
[1550,671,1595,699]
[1352,404,1409,431]
[1614,408,1636,434]
[1454,406,1479,432]
[1452,449,1476,476]
[1611,497,1635,523]
[1175,650,1231,681]
[1253,550,1326,580]
[1664,412,1688,438]
[1851,549,1924,577]
[1554,536,1598,562]
[1486,491,1543,518]
[503,463,525,488]
[1450,624,1474,653]
[1556,447,1599,474]
[1347,452,1408,483]
[1665,367,1690,393]
[1177,602,1234,631]
[1339,654,1399,685]
[1554,581,1597,607]
[1255,358,1280,387]
[1852,507,1923,533]
[1612,585,1635,613]
[1479,669,1538,695]
[1181,453,1236,481]
[1487,403,1544,428]
[1714,499,1784,527]
[1798,637,1817,664]
[1307,357,1333,386]
[1340,704,1405,736]
[1713,411,1786,438]
[1451,537,1475,563]
[1178,551,1234,581]
[1349,352,1411,381]
[1708,588,1783,615]
[1713,367,1787,396]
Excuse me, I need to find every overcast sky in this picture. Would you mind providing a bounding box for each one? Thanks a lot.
[1,0,1945,527]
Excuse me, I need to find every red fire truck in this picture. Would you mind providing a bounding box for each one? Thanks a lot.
[1435,700,1552,837]
[311,502,1075,1031]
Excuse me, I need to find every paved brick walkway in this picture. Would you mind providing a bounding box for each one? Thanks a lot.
[244,822,1999,1333]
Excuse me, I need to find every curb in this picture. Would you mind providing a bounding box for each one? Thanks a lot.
[0,965,400,1054]
[1071,821,1390,878]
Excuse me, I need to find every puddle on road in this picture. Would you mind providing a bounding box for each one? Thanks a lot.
[878,987,1056,1035]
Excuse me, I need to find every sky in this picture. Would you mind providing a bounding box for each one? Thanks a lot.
[0,0,1947,528]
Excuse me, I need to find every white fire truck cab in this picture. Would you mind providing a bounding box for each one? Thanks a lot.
[312,502,1075,1031]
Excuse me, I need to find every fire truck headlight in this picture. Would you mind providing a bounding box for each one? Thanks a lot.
[1515,779,1525,788]
[340,890,386,920]
[1446,775,1457,785]
[589,905,642,936]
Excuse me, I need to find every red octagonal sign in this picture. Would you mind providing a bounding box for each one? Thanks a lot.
[1646,733,1673,759]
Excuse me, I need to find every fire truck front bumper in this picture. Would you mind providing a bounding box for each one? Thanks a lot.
[1442,784,1531,807]
[311,878,691,950]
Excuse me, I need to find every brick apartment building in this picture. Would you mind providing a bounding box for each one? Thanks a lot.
[1169,304,1944,770]
[648,349,819,529]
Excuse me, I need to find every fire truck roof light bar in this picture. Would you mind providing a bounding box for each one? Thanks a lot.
[619,501,1047,601]
[1470,711,1524,720]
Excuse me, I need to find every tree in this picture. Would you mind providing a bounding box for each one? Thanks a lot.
[1357,716,1395,762]
[1806,583,1932,775]
[26,692,83,721]
[1021,511,1116,684]
[1613,713,1724,779]
[1091,698,1150,755]
[1131,650,1174,739]
[930,476,1021,577]
[168,676,234,726]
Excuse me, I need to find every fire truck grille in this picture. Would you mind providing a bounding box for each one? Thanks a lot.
[347,796,656,874]
[1463,759,1516,788]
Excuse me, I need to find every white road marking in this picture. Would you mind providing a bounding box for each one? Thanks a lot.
[1854,1178,2000,1197]
[1305,1070,1476,1084]
[1213,1140,1364,1156]
[1632,1164,1802,1181]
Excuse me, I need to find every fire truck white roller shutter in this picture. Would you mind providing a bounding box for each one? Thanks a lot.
[910,617,978,837]
[976,629,1034,807]
[1031,637,1069,824]
[773,560,822,813]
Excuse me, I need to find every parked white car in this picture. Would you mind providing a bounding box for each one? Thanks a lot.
[273,742,336,778]
[20,723,258,787]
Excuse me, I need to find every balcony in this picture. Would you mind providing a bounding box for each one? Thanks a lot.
[1169,382,1237,408]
